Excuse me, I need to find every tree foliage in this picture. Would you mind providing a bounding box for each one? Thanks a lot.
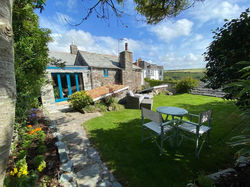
[13,0,51,121]
[203,9,250,100]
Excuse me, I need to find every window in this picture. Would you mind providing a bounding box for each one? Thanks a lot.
[103,69,108,77]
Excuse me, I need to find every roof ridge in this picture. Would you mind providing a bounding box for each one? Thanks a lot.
[79,50,117,58]
[49,51,76,56]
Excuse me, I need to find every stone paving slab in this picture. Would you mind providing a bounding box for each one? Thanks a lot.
[48,110,122,187]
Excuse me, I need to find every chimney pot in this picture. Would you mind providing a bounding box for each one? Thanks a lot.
[125,43,128,51]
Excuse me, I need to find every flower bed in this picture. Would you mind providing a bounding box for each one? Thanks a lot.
[5,108,61,187]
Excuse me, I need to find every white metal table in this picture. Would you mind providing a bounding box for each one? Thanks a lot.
[156,106,188,146]
[156,106,188,121]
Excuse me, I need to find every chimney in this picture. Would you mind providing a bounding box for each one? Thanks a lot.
[119,43,132,70]
[70,41,78,55]
[125,43,128,51]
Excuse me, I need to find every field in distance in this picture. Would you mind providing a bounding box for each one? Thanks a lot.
[164,68,205,81]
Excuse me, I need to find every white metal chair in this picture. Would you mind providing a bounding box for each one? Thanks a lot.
[141,107,175,155]
[177,110,212,158]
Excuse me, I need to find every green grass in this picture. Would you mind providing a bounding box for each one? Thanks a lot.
[164,69,205,81]
[83,94,244,186]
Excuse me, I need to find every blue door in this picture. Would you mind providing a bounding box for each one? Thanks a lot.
[52,73,84,102]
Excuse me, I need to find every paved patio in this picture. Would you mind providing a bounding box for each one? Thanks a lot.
[48,109,122,187]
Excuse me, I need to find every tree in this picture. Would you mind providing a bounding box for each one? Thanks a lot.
[13,0,51,122]
[203,9,250,97]
[0,0,15,185]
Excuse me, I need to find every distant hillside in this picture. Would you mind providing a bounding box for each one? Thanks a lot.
[164,68,205,81]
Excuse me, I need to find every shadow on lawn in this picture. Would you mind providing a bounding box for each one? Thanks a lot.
[86,100,243,186]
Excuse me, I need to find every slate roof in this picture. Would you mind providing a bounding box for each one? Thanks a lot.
[48,51,76,66]
[79,51,141,70]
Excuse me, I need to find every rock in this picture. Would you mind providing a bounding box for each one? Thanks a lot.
[59,151,69,163]
[76,164,100,178]
[98,180,112,187]
[88,147,101,163]
[60,173,73,183]
[235,156,250,167]
[208,168,236,181]
[60,160,73,172]
[112,181,122,187]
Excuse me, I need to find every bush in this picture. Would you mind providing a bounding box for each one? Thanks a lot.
[69,90,93,112]
[109,103,125,111]
[144,78,176,87]
[175,77,198,94]
[101,96,116,106]
[82,105,97,113]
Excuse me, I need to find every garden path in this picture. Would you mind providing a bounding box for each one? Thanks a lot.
[48,109,122,187]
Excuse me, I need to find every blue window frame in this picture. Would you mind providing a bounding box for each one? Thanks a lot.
[52,73,83,103]
[103,69,108,77]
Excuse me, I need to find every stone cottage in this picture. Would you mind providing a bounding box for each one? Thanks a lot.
[134,58,164,84]
[41,43,142,110]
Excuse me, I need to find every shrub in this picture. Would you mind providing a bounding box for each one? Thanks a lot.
[109,103,125,111]
[69,90,93,112]
[101,96,116,106]
[82,105,96,113]
[175,77,198,94]
[144,78,176,87]
[96,103,108,112]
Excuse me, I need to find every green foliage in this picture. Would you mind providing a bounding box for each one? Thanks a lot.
[134,0,198,24]
[109,102,125,111]
[13,0,51,122]
[4,171,38,187]
[101,96,116,107]
[228,63,250,157]
[33,155,45,168]
[69,90,93,112]
[38,145,47,154]
[144,78,174,87]
[203,9,250,94]
[175,77,198,94]
[197,174,214,187]
[95,103,108,112]
[230,128,250,157]
[83,105,97,113]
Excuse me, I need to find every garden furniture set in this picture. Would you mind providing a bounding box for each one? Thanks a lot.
[141,106,212,158]
[126,91,153,110]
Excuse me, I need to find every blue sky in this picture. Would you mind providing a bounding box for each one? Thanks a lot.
[37,0,249,70]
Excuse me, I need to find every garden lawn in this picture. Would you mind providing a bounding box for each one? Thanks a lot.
[83,94,245,186]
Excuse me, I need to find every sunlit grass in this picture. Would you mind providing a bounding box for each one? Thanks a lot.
[84,94,244,186]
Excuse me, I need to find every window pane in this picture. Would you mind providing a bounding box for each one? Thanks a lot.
[60,74,69,98]
[70,74,77,94]
[52,74,60,100]
[78,73,84,90]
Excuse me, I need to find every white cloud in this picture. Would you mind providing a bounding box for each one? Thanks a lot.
[150,19,193,42]
[159,53,206,70]
[190,0,243,23]
[67,0,77,9]
[48,29,146,57]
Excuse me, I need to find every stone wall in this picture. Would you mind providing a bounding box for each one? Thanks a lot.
[132,70,142,91]
[41,73,56,110]
[191,82,225,98]
[91,68,121,89]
